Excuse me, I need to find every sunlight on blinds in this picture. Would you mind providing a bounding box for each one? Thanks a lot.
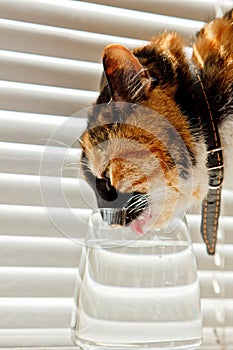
[0,0,232,348]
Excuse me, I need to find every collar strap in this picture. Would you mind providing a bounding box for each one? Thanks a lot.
[190,63,224,255]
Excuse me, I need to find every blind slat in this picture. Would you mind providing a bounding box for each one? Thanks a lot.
[202,299,233,327]
[0,81,97,115]
[0,236,82,267]
[0,328,75,349]
[199,271,233,299]
[0,0,204,41]
[0,297,72,329]
[0,267,77,297]
[0,50,101,91]
[0,174,95,208]
[0,266,232,299]
[202,327,233,348]
[0,19,146,63]
[0,111,86,145]
[0,327,231,349]
[194,244,233,271]
[0,205,232,271]
[188,214,233,244]
[0,205,90,238]
[79,0,233,21]
[0,297,232,329]
[0,143,81,177]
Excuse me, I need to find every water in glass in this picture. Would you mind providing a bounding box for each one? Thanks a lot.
[71,209,202,350]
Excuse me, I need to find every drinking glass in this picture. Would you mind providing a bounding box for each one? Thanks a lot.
[71,208,202,349]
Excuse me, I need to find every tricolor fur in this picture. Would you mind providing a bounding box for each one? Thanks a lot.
[80,9,233,229]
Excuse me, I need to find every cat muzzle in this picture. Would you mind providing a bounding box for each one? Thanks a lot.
[97,190,148,226]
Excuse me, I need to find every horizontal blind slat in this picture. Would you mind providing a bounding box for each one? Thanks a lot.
[0,174,95,207]
[0,232,232,272]
[0,236,82,268]
[0,297,232,329]
[0,0,204,41]
[0,19,146,63]
[0,111,86,145]
[188,214,233,244]
[0,50,102,91]
[188,189,233,216]
[0,328,75,348]
[0,327,231,349]
[202,299,233,327]
[0,81,97,115]
[0,205,90,238]
[0,205,233,270]
[0,143,81,177]
[194,243,233,271]
[0,297,72,329]
[202,327,233,348]
[2,173,231,222]
[0,267,77,298]
[79,0,233,21]
[0,266,232,299]
[199,271,233,299]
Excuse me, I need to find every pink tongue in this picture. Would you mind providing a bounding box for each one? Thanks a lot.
[130,213,152,235]
[130,219,144,235]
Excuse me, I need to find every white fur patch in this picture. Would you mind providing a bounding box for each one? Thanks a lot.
[190,139,208,204]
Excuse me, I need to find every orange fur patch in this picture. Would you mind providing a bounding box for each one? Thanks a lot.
[193,15,233,82]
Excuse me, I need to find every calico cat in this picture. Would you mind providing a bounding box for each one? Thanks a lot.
[80,9,233,243]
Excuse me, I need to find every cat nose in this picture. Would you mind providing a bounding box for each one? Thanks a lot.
[95,177,148,223]
[96,175,132,208]
[96,188,133,209]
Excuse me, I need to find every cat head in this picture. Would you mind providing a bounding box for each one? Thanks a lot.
[80,42,196,229]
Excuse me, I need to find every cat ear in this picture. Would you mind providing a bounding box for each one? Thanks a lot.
[103,44,151,102]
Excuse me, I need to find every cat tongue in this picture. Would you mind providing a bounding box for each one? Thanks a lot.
[130,219,144,235]
[130,213,152,235]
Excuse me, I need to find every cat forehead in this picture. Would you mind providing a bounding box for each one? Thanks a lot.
[81,121,171,169]
[87,102,135,127]
[82,103,178,151]
[82,126,144,152]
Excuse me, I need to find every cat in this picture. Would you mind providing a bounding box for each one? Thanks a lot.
[79,9,233,242]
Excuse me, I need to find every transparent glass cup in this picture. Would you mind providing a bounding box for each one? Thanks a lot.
[71,208,202,350]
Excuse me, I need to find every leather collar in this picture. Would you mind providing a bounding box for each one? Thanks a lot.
[189,63,224,255]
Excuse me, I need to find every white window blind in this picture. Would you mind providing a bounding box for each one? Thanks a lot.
[0,0,233,349]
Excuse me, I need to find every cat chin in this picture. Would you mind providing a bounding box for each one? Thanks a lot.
[128,190,186,233]
[129,205,183,234]
[144,174,207,229]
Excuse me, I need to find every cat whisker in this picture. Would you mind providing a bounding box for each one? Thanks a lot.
[125,195,147,209]
[62,164,92,176]
[40,166,64,175]
[63,160,83,168]
[45,138,73,148]
[126,194,149,214]
[125,68,151,102]
[78,138,93,152]
[126,68,148,86]
[130,79,149,102]
[61,166,79,171]
[128,205,147,215]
